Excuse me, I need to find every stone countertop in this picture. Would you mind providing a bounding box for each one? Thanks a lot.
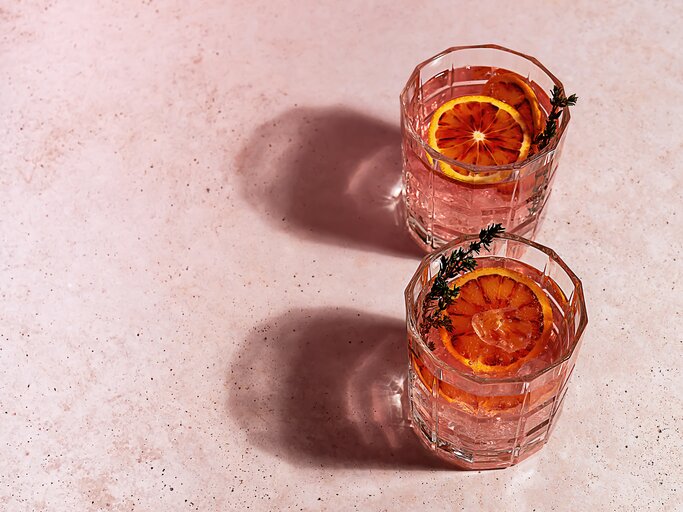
[2,1,681,510]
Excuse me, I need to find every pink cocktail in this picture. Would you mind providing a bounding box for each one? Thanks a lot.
[406,233,587,469]
[401,45,573,249]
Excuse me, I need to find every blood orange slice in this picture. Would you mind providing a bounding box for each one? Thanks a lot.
[427,95,531,183]
[483,72,543,139]
[411,353,435,390]
[411,353,479,411]
[411,352,524,414]
[439,267,553,375]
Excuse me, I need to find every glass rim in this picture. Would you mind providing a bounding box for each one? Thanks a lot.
[404,232,588,384]
[399,44,571,175]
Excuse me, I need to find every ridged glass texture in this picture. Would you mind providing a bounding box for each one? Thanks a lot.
[400,44,571,250]
[405,233,587,469]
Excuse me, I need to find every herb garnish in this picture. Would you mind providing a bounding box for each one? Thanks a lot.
[421,224,505,348]
[534,86,578,150]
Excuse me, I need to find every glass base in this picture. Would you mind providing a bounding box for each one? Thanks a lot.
[405,210,545,252]
[410,409,547,470]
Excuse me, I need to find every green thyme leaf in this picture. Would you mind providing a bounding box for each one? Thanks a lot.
[421,224,504,345]
[534,87,578,150]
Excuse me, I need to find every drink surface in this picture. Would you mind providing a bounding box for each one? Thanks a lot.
[402,67,563,247]
[418,256,567,380]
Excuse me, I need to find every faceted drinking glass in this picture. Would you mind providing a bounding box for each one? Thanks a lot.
[405,233,587,469]
[400,44,571,250]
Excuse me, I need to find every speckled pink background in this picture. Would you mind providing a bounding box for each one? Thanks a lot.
[1,1,681,511]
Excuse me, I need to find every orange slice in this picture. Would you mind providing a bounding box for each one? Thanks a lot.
[411,352,523,413]
[483,72,544,138]
[439,267,552,375]
[427,95,531,183]
[412,353,477,409]
[411,353,435,390]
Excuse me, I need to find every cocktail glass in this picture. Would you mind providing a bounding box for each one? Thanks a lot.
[401,44,571,250]
[405,233,587,469]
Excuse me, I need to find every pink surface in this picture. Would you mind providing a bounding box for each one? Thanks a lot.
[1,1,681,510]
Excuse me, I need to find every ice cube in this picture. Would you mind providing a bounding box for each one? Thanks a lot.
[471,307,533,353]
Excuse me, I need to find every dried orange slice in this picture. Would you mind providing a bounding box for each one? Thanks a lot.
[427,95,531,183]
[439,267,552,375]
[483,72,543,138]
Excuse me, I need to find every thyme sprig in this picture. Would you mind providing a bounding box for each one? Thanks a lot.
[534,86,578,150]
[421,224,505,346]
